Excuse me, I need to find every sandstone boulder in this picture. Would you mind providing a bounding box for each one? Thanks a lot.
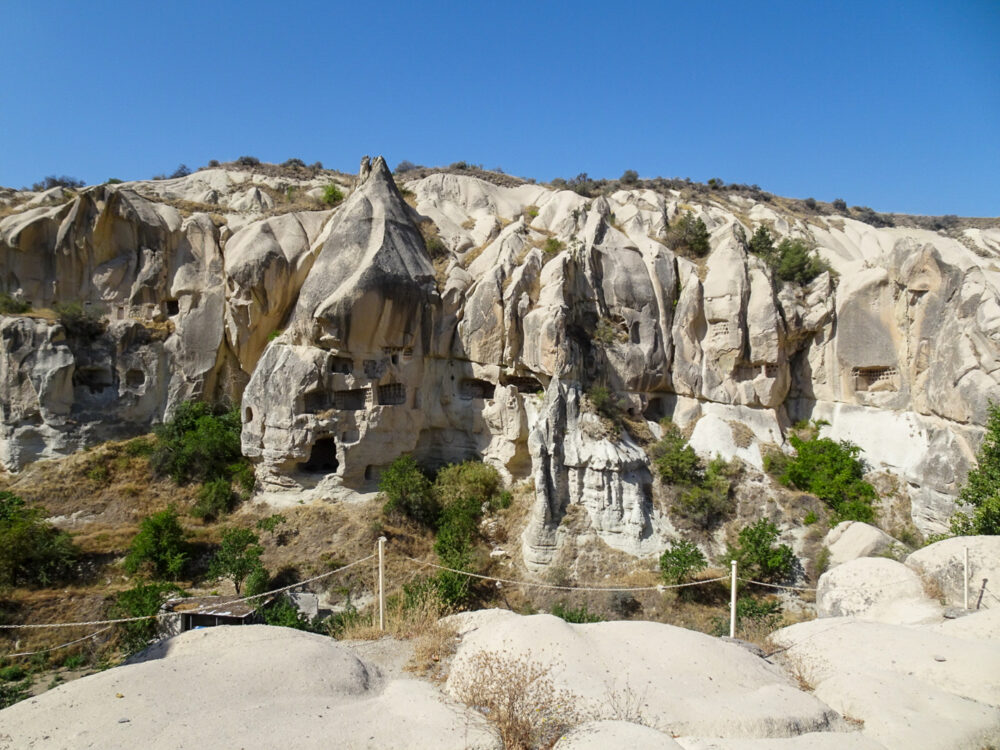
[816,557,940,623]
[906,535,1000,609]
[823,521,898,567]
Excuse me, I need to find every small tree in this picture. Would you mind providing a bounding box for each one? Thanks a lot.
[658,539,707,585]
[0,492,77,587]
[724,519,795,583]
[380,455,437,527]
[649,421,701,485]
[209,528,264,595]
[667,211,711,257]
[109,581,179,655]
[124,507,189,579]
[952,402,1000,535]
[780,435,876,523]
[322,184,344,206]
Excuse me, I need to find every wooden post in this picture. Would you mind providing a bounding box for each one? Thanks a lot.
[730,560,738,639]
[964,546,970,611]
[378,536,386,631]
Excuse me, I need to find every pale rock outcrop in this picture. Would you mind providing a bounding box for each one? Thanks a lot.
[555,721,684,749]
[446,611,842,739]
[906,535,1000,609]
[816,557,940,624]
[822,521,898,567]
[771,617,1000,749]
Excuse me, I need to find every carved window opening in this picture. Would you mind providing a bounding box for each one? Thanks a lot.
[459,378,494,400]
[763,363,778,378]
[303,391,329,413]
[852,366,898,391]
[333,389,368,410]
[303,437,339,474]
[165,299,179,316]
[364,465,375,481]
[377,382,406,406]
[73,366,114,394]
[245,406,253,422]
[330,356,352,374]
[504,376,542,393]
[125,369,145,387]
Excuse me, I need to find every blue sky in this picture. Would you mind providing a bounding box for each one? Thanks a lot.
[2,0,997,216]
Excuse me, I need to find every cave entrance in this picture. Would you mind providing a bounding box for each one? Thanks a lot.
[303,437,339,474]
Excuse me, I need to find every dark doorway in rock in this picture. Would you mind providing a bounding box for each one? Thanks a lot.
[303,437,339,474]
[165,299,179,316]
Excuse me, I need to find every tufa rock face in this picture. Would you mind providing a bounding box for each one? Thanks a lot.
[2,158,1000,561]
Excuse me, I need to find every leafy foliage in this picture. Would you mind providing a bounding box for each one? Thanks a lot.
[322,184,344,206]
[543,237,564,254]
[658,539,707,585]
[952,402,1000,535]
[434,461,503,511]
[723,519,795,583]
[30,175,85,191]
[53,301,105,339]
[0,293,30,314]
[123,506,189,580]
[777,435,876,523]
[649,421,701,485]
[208,528,264,595]
[261,596,317,631]
[551,601,602,623]
[379,455,438,527]
[675,457,737,528]
[712,596,783,638]
[0,491,77,587]
[192,478,236,520]
[667,211,711,257]
[746,227,827,285]
[109,581,180,655]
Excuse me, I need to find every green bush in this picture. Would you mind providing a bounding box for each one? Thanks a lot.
[724,519,795,583]
[53,301,104,339]
[0,680,28,709]
[675,457,736,528]
[0,491,77,587]
[0,293,30,315]
[952,402,1000,535]
[667,211,710,257]
[0,665,26,682]
[434,461,503,511]
[151,402,244,485]
[551,601,602,623]
[779,435,876,523]
[650,421,701,485]
[192,478,236,521]
[542,237,564,254]
[123,506,189,579]
[261,596,316,631]
[208,528,264,595]
[380,455,437,527]
[108,581,179,655]
[587,385,625,424]
[658,539,707,585]
[712,596,783,637]
[322,184,344,206]
[774,238,827,285]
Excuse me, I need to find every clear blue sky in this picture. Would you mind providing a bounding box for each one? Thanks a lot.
[2,0,997,216]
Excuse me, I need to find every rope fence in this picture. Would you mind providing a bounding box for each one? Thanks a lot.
[1,540,991,654]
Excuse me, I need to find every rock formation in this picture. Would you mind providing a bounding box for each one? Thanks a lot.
[2,156,1000,565]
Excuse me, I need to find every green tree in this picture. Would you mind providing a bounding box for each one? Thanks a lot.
[952,402,1000,535]
[780,435,876,522]
[123,507,189,579]
[379,455,437,527]
[650,421,701,485]
[0,491,77,587]
[667,211,711,257]
[209,528,264,595]
[774,238,827,285]
[434,461,503,511]
[151,402,245,486]
[675,457,736,528]
[724,519,795,583]
[109,581,179,655]
[322,184,344,206]
[748,225,775,259]
[658,539,707,585]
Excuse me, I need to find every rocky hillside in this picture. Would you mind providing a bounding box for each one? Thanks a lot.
[2,156,1000,570]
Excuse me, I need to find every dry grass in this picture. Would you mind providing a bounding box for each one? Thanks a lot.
[405,620,458,681]
[452,650,583,750]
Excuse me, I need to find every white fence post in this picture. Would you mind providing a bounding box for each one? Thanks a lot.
[378,536,386,631]
[730,560,738,639]
[964,546,970,611]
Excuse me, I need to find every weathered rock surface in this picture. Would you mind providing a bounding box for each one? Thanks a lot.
[2,157,1000,561]
[816,557,940,623]
[823,521,898,567]
[906,535,1000,609]
[0,625,492,749]
[446,610,841,739]
[770,617,1000,749]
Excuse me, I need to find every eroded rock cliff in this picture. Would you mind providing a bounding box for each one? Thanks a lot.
[2,156,999,564]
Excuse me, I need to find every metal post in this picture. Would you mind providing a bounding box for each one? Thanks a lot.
[730,560,738,639]
[377,536,386,632]
[964,546,970,611]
